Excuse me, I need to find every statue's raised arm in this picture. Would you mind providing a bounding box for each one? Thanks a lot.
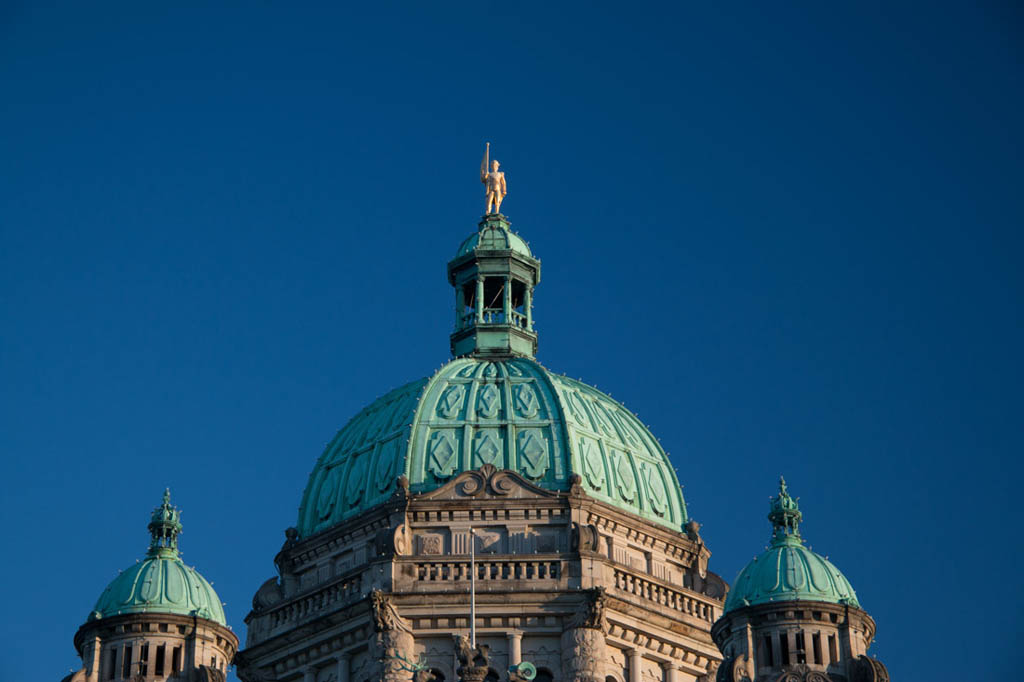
[481,142,507,215]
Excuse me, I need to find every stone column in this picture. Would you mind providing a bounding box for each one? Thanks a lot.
[475,277,485,323]
[372,590,416,682]
[661,662,683,682]
[628,649,643,682]
[336,653,351,682]
[85,636,101,682]
[507,631,522,666]
[561,588,609,682]
[303,666,317,682]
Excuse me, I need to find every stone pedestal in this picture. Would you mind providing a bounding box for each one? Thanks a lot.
[457,665,490,682]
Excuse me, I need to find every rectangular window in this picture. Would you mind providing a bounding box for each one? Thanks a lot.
[763,634,774,667]
[122,645,133,679]
[211,656,217,668]
[828,634,838,663]
[107,648,117,680]
[140,644,149,676]
[812,633,823,665]
[155,644,166,677]
[172,646,182,673]
[780,632,791,665]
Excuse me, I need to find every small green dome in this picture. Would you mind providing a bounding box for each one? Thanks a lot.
[89,491,227,626]
[455,215,532,259]
[297,356,688,537]
[723,479,860,613]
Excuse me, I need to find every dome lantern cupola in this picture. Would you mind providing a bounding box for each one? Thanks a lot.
[147,488,182,558]
[448,213,541,358]
[768,476,803,544]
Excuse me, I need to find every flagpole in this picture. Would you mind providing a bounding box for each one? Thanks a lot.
[470,526,476,649]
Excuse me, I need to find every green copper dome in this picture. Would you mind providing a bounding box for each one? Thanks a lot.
[723,479,860,613]
[89,491,227,625]
[297,356,688,537]
[455,216,532,259]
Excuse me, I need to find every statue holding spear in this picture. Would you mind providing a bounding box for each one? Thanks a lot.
[480,142,507,215]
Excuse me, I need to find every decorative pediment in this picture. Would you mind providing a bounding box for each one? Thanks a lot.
[415,464,563,502]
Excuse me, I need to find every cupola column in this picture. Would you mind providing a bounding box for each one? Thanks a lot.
[475,276,485,324]
[455,286,466,330]
[525,286,533,330]
[503,275,512,322]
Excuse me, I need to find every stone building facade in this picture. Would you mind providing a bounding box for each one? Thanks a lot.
[61,211,888,682]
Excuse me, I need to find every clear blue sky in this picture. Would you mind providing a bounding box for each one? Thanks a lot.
[1,2,1020,680]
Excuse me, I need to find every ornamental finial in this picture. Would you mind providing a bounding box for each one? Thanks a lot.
[480,142,507,215]
[148,488,183,557]
[768,476,803,543]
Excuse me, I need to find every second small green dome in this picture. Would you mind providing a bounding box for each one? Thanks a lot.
[88,491,227,626]
[723,479,860,613]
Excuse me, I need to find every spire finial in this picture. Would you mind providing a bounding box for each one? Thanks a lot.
[768,475,803,544]
[147,488,183,558]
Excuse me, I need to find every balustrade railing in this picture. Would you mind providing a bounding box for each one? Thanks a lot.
[612,568,717,623]
[456,308,530,330]
[265,573,363,630]
[415,558,562,582]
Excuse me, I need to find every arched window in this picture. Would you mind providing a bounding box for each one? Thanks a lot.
[606,677,618,682]
[534,668,554,682]
[484,669,500,682]
[430,669,446,682]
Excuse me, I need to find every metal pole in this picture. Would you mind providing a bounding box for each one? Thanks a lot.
[470,526,476,648]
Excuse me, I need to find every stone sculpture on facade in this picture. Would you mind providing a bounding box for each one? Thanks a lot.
[481,142,507,214]
[455,635,491,682]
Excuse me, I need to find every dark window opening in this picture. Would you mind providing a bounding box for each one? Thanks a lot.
[159,623,168,633]
[140,644,149,676]
[812,633,822,665]
[122,645,133,679]
[155,644,166,677]
[430,670,446,682]
[763,635,774,667]
[828,634,838,664]
[779,633,790,665]
[484,669,500,682]
[795,631,806,664]
[534,669,554,682]
[172,646,182,673]
[106,648,117,680]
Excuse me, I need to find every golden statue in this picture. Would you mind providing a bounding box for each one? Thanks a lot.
[480,142,507,214]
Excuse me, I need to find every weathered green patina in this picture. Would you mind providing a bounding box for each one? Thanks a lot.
[296,217,689,537]
[89,491,227,625]
[455,214,532,259]
[723,479,860,613]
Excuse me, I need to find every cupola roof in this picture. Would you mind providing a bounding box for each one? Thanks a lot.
[88,491,227,625]
[455,214,532,259]
[723,479,860,613]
